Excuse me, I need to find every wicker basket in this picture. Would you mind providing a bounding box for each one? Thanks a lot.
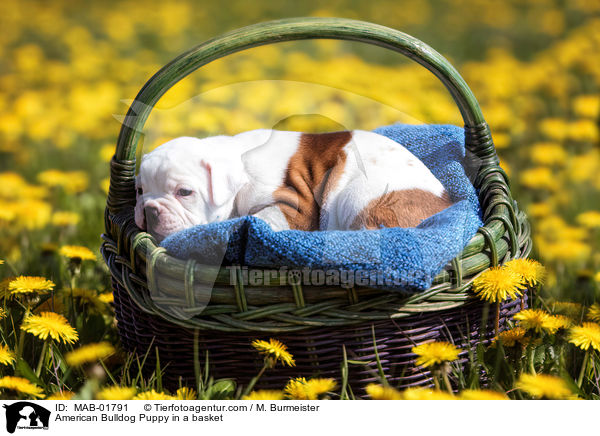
[101,17,532,395]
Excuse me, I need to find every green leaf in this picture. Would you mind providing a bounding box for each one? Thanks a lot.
[15,357,46,389]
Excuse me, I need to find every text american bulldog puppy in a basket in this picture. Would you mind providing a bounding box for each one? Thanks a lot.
[134,129,452,241]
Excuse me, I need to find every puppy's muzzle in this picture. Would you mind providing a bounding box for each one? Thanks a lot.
[144,206,160,232]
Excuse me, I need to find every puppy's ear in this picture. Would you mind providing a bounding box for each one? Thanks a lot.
[201,160,247,207]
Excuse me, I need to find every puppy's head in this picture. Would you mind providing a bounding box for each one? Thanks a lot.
[134,136,248,241]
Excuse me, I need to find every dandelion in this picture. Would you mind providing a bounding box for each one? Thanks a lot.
[251,338,295,367]
[0,308,7,320]
[400,388,455,400]
[527,202,553,218]
[96,386,137,400]
[21,312,78,344]
[65,342,115,366]
[8,276,55,295]
[284,377,337,400]
[176,387,197,400]
[0,376,44,398]
[97,292,114,304]
[59,245,96,262]
[516,374,575,399]
[365,383,403,400]
[472,267,525,303]
[412,341,460,368]
[51,211,80,227]
[576,211,600,229]
[133,390,176,400]
[595,272,600,284]
[514,309,557,333]
[504,258,546,287]
[458,389,508,400]
[0,344,16,366]
[46,391,74,400]
[547,314,573,331]
[586,303,600,323]
[494,327,528,347]
[243,390,285,400]
[520,167,558,191]
[568,323,600,352]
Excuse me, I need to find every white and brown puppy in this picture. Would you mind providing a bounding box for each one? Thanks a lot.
[134,129,452,240]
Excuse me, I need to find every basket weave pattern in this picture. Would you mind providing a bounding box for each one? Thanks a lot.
[101,18,532,393]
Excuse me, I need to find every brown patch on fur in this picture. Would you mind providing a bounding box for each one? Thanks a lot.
[274,131,352,230]
[351,189,453,230]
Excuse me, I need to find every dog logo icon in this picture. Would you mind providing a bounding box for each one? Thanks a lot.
[3,402,50,433]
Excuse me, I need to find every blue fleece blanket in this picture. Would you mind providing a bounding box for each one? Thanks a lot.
[161,124,482,292]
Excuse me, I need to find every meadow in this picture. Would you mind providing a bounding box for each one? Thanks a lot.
[0,0,599,400]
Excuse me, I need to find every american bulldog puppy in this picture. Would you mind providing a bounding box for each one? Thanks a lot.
[134,129,452,240]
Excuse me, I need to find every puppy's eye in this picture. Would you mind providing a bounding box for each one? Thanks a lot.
[177,188,193,197]
[137,187,143,195]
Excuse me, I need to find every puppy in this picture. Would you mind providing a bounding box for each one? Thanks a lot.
[134,129,452,240]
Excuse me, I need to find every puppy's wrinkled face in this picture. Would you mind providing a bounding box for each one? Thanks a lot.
[134,136,248,241]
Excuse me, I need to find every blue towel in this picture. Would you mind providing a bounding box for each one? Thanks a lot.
[161,124,483,292]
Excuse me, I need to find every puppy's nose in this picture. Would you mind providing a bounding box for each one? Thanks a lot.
[144,206,160,229]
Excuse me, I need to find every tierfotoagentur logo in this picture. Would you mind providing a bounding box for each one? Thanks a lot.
[3,402,50,433]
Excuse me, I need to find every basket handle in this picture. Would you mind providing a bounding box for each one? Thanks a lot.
[108,17,499,214]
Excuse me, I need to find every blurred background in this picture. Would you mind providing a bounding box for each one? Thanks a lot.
[0,0,599,301]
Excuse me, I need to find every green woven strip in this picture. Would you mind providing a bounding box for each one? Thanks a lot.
[478,227,498,267]
[232,266,248,312]
[184,259,197,308]
[485,215,517,259]
[347,287,359,304]
[131,232,154,274]
[452,257,463,287]
[290,278,306,308]
[147,246,167,298]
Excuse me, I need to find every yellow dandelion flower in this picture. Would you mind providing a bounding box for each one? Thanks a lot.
[51,211,80,227]
[100,178,110,194]
[586,303,600,323]
[96,386,137,400]
[552,301,584,318]
[0,376,44,398]
[59,245,96,262]
[472,267,525,303]
[99,143,116,162]
[401,388,455,400]
[21,312,78,344]
[459,389,508,400]
[0,344,16,366]
[0,259,3,265]
[576,211,600,229]
[97,292,114,304]
[176,387,197,400]
[520,167,558,191]
[243,390,285,400]
[494,327,528,347]
[133,390,176,400]
[46,391,74,400]
[568,323,600,351]
[548,314,574,330]
[572,94,599,118]
[0,308,7,320]
[514,309,557,333]
[38,170,89,194]
[504,258,546,287]
[516,374,575,399]
[527,202,553,218]
[595,272,600,283]
[8,276,55,295]
[412,341,460,368]
[365,383,403,400]
[65,342,115,366]
[251,338,295,367]
[529,142,567,166]
[285,377,337,400]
